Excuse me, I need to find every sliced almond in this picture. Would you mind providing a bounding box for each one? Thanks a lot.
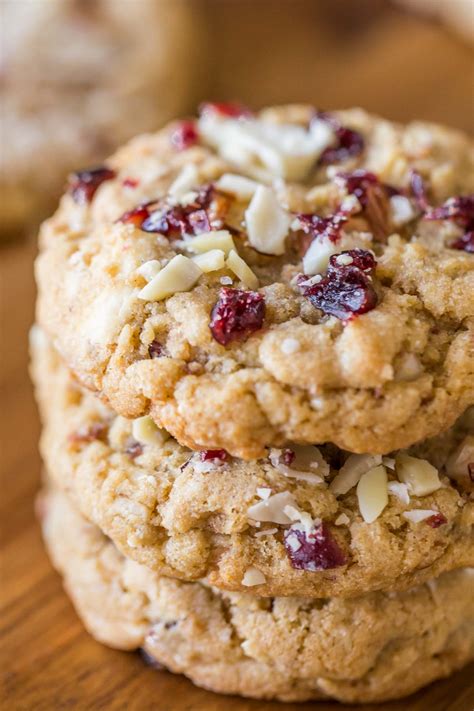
[136,259,161,282]
[215,173,260,200]
[132,415,168,446]
[192,249,226,273]
[387,481,410,505]
[168,164,199,200]
[390,195,417,226]
[356,465,388,523]
[245,186,291,255]
[187,229,235,256]
[395,454,441,496]
[403,509,439,523]
[241,566,266,586]
[247,491,295,524]
[445,435,474,488]
[138,255,202,301]
[330,454,382,497]
[226,249,259,289]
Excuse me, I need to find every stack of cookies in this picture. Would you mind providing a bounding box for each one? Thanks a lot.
[32,103,474,703]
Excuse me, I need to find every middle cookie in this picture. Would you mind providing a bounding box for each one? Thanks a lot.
[31,327,474,598]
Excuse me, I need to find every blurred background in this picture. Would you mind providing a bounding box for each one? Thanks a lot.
[1,0,473,239]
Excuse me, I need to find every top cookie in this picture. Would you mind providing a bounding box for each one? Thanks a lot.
[35,104,474,458]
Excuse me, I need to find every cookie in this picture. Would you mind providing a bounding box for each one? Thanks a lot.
[31,326,474,598]
[40,487,474,704]
[35,104,474,458]
[0,0,203,235]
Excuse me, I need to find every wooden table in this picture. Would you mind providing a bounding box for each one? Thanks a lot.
[1,3,473,706]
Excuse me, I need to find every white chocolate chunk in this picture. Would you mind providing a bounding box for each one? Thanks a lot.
[390,195,417,226]
[254,527,278,538]
[403,509,439,523]
[256,487,272,500]
[199,113,335,181]
[280,337,300,354]
[215,173,260,200]
[356,465,388,523]
[226,249,259,289]
[132,415,168,446]
[387,481,410,505]
[138,255,202,301]
[395,454,442,496]
[330,454,382,497]
[187,230,235,256]
[245,186,291,255]
[242,566,266,586]
[192,249,226,272]
[248,491,296,524]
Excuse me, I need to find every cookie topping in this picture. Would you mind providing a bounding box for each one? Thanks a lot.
[387,481,410,505]
[120,204,153,227]
[329,453,382,496]
[410,170,430,210]
[426,513,447,528]
[148,340,164,358]
[226,250,259,289]
[215,173,259,200]
[451,231,474,253]
[403,509,441,524]
[284,522,346,571]
[200,101,253,119]
[241,566,266,586]
[395,454,442,496]
[390,195,417,226]
[314,111,365,165]
[192,249,226,273]
[299,248,378,320]
[138,255,202,301]
[200,449,228,463]
[356,465,388,523]
[269,446,328,483]
[132,416,167,446]
[68,422,108,445]
[68,166,115,204]
[188,229,235,256]
[170,120,199,151]
[424,194,474,227]
[209,287,265,345]
[244,186,291,255]
[248,491,296,524]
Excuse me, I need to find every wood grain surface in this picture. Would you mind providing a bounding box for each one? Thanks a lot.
[1,3,474,708]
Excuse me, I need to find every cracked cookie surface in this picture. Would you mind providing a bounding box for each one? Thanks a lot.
[40,487,474,704]
[35,105,474,457]
[31,327,474,598]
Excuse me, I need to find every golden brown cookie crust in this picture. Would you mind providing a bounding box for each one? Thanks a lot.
[40,488,474,704]
[31,327,474,598]
[35,105,474,457]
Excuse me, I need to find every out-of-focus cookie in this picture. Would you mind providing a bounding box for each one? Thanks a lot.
[31,326,474,598]
[35,104,474,457]
[40,487,474,704]
[0,0,204,236]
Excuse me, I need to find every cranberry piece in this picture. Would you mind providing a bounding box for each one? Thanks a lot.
[126,440,144,459]
[297,212,349,245]
[210,287,265,346]
[119,204,152,227]
[171,120,199,151]
[187,208,211,234]
[68,166,116,204]
[200,449,229,463]
[424,195,474,227]
[426,513,447,528]
[300,249,378,321]
[468,463,474,483]
[148,340,164,358]
[336,170,380,208]
[314,111,364,165]
[199,101,252,119]
[284,523,346,571]
[410,170,429,211]
[122,177,140,189]
[281,449,296,466]
[141,186,215,237]
[68,422,108,444]
[451,231,474,253]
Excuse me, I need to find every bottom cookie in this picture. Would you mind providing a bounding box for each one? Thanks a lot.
[39,487,474,704]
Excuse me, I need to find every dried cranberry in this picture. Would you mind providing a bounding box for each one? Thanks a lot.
[148,340,164,358]
[300,248,378,321]
[281,449,296,466]
[424,195,474,228]
[426,513,447,528]
[126,440,144,459]
[297,212,349,245]
[314,111,364,165]
[140,185,215,237]
[451,231,474,253]
[199,101,252,119]
[122,177,139,189]
[68,166,116,204]
[200,449,229,463]
[171,120,199,151]
[468,463,474,483]
[119,204,152,227]
[68,422,108,444]
[410,170,429,211]
[284,523,346,571]
[336,170,379,208]
[210,288,265,345]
